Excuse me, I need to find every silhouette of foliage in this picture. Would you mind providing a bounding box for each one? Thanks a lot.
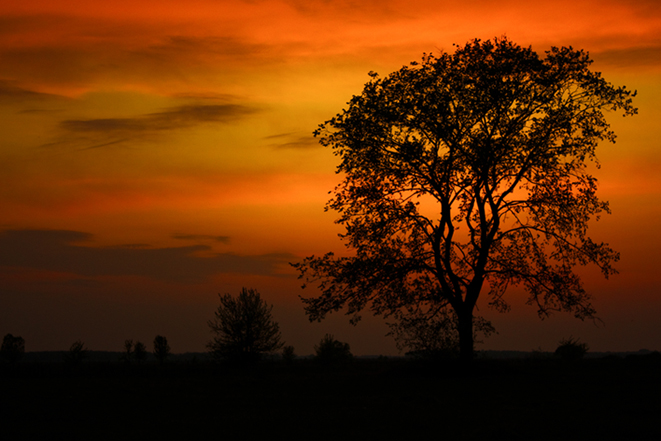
[0,333,25,364]
[64,340,88,366]
[122,339,134,363]
[314,334,353,365]
[293,37,637,361]
[555,336,589,360]
[282,345,296,364]
[207,287,284,363]
[153,335,170,364]
[388,306,495,359]
[133,340,147,363]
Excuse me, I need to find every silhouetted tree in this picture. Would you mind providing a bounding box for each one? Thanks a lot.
[314,334,353,365]
[121,339,134,363]
[282,345,296,364]
[133,341,147,363]
[208,287,284,363]
[64,340,88,366]
[153,335,170,364]
[0,334,25,364]
[555,336,589,360]
[293,37,637,362]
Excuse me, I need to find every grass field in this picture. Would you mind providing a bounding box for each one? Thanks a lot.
[1,355,659,440]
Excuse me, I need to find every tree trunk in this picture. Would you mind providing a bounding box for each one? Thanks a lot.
[457,307,474,363]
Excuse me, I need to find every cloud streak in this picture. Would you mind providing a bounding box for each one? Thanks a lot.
[593,46,661,70]
[172,234,230,243]
[0,229,293,283]
[60,103,261,134]
[265,132,320,149]
[0,79,65,101]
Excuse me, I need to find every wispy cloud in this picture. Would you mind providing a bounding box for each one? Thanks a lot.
[266,132,319,149]
[0,79,65,101]
[61,103,260,134]
[593,46,661,70]
[172,234,230,243]
[0,229,293,283]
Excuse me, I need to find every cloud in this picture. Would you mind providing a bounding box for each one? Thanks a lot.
[172,234,230,243]
[60,103,261,134]
[0,79,65,102]
[0,31,289,95]
[592,46,661,70]
[265,132,320,149]
[0,229,294,283]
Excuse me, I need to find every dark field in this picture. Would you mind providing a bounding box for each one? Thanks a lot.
[1,355,659,440]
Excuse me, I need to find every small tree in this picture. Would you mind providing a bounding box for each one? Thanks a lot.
[133,341,147,363]
[153,335,170,364]
[122,339,134,363]
[0,334,25,364]
[64,340,88,366]
[314,334,353,365]
[207,287,284,363]
[282,345,296,364]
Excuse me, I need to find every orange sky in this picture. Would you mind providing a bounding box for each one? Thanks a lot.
[1,0,660,355]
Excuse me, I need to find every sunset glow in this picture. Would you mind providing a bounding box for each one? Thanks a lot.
[1,0,659,355]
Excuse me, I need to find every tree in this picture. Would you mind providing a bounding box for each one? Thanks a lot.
[282,345,296,364]
[133,340,147,363]
[314,334,353,365]
[63,340,88,366]
[293,37,637,362]
[207,287,284,363]
[121,339,134,364]
[153,335,170,364]
[0,334,25,364]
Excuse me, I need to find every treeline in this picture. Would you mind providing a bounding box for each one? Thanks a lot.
[1,288,355,368]
[3,287,657,369]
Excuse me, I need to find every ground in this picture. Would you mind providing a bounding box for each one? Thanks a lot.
[1,355,659,440]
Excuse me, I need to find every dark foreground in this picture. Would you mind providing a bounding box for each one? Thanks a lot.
[1,355,659,440]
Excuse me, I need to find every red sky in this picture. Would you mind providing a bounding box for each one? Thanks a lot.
[1,0,660,355]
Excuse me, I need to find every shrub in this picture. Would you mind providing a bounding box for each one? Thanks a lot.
[555,337,589,361]
[314,334,353,365]
[0,334,25,364]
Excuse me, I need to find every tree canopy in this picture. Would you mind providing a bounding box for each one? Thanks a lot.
[293,37,637,361]
[207,287,284,363]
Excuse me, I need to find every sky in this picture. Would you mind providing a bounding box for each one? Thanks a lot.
[1,0,660,355]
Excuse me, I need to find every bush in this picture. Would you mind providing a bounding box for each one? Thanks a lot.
[314,334,353,365]
[0,334,25,364]
[387,307,495,360]
[555,337,589,361]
